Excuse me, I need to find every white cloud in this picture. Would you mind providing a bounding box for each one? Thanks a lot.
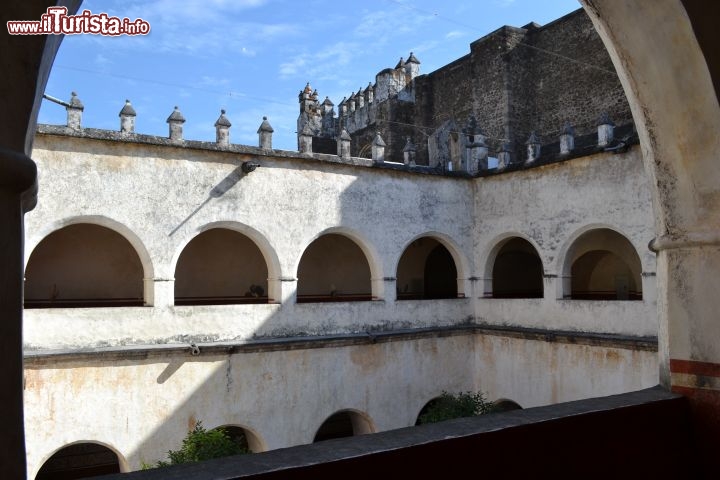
[201,76,230,86]
[445,30,464,39]
[278,41,357,80]
[94,53,111,66]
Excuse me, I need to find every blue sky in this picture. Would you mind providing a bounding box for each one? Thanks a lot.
[39,0,581,150]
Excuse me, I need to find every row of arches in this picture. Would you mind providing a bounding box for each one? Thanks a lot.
[489,230,643,300]
[23,221,645,308]
[24,224,460,307]
[34,397,521,478]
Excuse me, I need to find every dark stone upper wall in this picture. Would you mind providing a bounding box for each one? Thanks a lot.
[507,10,632,155]
[387,8,632,163]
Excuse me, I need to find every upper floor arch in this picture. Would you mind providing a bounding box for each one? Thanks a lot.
[558,226,644,300]
[482,233,544,299]
[171,221,281,304]
[294,227,382,302]
[395,232,469,300]
[25,215,154,280]
[24,217,152,308]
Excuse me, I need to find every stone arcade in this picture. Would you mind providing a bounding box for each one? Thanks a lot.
[9,5,717,478]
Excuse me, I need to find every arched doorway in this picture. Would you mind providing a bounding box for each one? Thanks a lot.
[24,223,144,308]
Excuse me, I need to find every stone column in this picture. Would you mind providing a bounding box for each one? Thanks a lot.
[278,277,298,304]
[258,116,274,150]
[119,99,136,133]
[371,276,385,301]
[384,277,397,302]
[0,149,35,480]
[543,274,560,302]
[65,91,83,130]
[145,278,174,308]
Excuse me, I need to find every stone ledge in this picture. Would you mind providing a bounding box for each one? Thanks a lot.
[23,324,657,365]
[35,123,637,180]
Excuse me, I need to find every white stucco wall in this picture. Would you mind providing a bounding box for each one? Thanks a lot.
[23,130,659,476]
[24,332,657,477]
[473,147,657,337]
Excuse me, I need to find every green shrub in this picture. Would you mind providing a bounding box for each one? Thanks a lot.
[146,421,248,469]
[417,391,496,425]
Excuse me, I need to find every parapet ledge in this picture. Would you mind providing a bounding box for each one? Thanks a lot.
[35,124,474,178]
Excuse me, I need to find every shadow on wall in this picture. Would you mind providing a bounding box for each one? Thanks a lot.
[27,171,473,477]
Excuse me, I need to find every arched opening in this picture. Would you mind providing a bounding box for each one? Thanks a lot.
[35,443,121,479]
[211,425,264,453]
[415,396,444,425]
[297,234,372,303]
[493,399,523,413]
[24,224,144,308]
[313,410,374,443]
[397,238,458,300]
[174,228,269,305]
[492,237,543,298]
[564,229,642,300]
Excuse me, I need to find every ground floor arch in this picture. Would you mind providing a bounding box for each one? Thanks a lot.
[313,410,375,443]
[35,442,123,479]
[213,425,266,453]
[493,399,523,412]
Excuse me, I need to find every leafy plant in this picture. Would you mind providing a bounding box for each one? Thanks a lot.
[417,391,496,425]
[146,421,249,469]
